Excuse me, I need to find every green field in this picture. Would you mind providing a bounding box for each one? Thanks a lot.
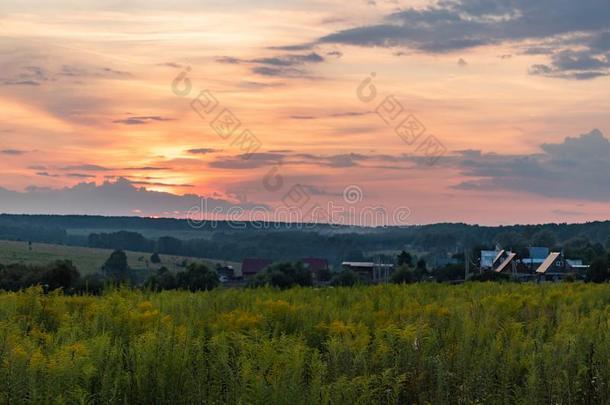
[0,240,240,275]
[1,283,609,404]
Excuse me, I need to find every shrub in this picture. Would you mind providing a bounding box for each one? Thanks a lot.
[176,263,219,291]
[102,250,131,282]
[146,267,177,291]
[391,266,416,284]
[469,271,510,282]
[434,263,464,282]
[150,252,161,264]
[588,256,609,283]
[317,267,332,282]
[74,272,107,294]
[41,260,80,290]
[248,262,312,289]
[330,269,360,286]
[0,260,81,291]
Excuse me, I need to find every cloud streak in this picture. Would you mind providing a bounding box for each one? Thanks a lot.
[1,149,28,155]
[207,151,413,170]
[216,52,325,77]
[113,116,174,125]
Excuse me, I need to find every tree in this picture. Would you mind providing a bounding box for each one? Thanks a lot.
[146,267,177,290]
[150,252,161,264]
[330,270,360,287]
[416,259,427,271]
[397,250,413,266]
[588,256,608,283]
[434,264,464,282]
[495,231,529,257]
[530,229,558,248]
[176,263,219,291]
[268,269,294,289]
[103,250,130,282]
[317,267,332,282]
[43,260,80,291]
[248,262,312,289]
[391,266,415,284]
[88,231,153,251]
[564,236,590,258]
[157,236,183,255]
[75,273,107,295]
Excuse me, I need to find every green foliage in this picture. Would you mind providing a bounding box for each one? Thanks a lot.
[0,284,610,403]
[588,256,609,283]
[0,260,81,291]
[330,270,360,286]
[150,252,161,264]
[316,267,332,282]
[5,214,610,267]
[390,266,416,284]
[102,250,130,282]
[145,266,176,290]
[248,262,312,289]
[39,260,80,290]
[177,263,219,291]
[530,229,558,248]
[396,250,413,266]
[434,263,464,282]
[74,272,107,294]
[146,264,219,291]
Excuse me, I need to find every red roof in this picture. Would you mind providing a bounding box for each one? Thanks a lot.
[241,258,272,275]
[301,258,329,273]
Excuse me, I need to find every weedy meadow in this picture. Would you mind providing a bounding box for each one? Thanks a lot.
[0,283,609,404]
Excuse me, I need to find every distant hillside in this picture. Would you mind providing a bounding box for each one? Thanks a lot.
[1,214,609,265]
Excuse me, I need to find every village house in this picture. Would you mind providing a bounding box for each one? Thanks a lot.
[240,258,272,279]
[479,247,589,281]
[301,258,329,281]
[342,261,394,283]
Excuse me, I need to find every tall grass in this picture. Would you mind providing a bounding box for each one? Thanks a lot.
[0,283,609,404]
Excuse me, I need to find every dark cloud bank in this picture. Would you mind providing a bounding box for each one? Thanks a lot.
[318,0,610,80]
[450,129,610,200]
[0,178,266,217]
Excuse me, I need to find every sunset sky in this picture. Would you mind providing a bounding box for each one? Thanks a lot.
[1,0,609,225]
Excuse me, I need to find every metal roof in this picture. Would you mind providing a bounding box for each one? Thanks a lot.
[492,250,506,266]
[495,253,516,273]
[342,262,393,268]
[536,252,561,274]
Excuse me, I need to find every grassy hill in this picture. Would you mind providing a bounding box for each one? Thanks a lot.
[0,239,240,275]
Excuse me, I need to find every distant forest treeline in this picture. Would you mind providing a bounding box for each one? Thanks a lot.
[1,214,610,264]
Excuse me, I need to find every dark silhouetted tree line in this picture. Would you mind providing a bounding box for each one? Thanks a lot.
[146,263,219,291]
[0,260,80,291]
